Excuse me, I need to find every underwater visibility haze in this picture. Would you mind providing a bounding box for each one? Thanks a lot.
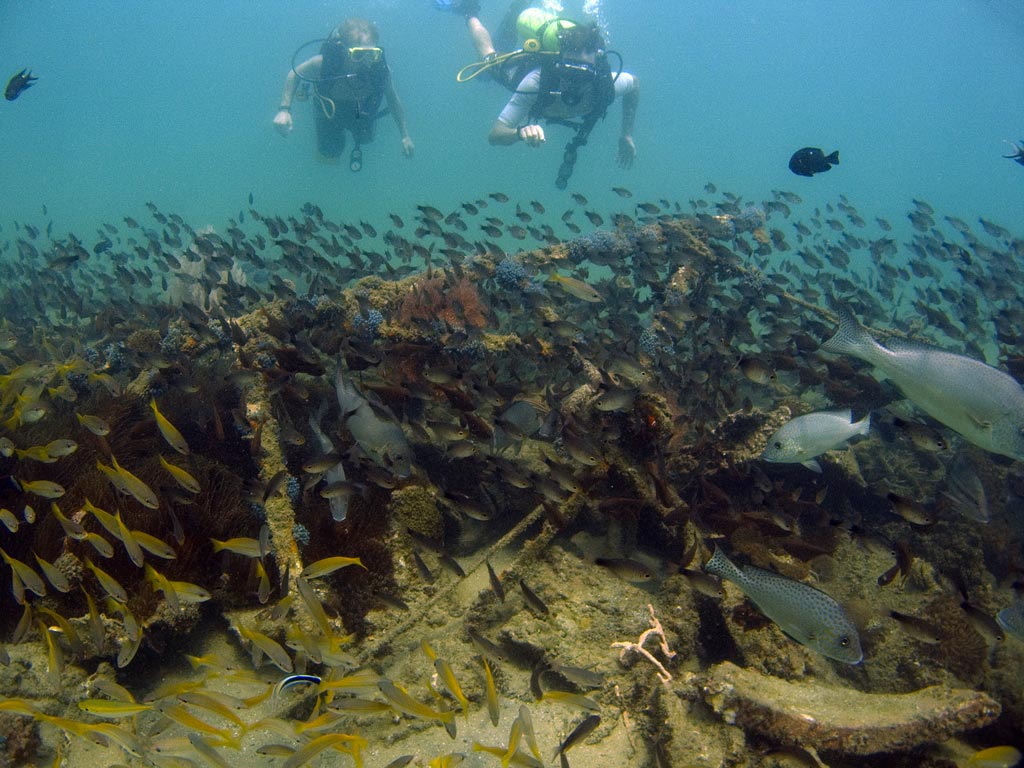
[0,1,1023,767]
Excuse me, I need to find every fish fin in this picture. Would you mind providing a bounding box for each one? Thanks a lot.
[819,304,883,361]
[802,460,823,473]
[826,150,839,164]
[963,411,993,431]
[703,546,742,583]
[854,413,871,435]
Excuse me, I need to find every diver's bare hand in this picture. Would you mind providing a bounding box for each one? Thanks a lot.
[273,110,293,137]
[518,124,545,147]
[401,137,415,158]
[617,135,636,168]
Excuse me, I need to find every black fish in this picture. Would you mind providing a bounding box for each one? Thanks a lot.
[788,146,839,177]
[5,69,37,101]
[1003,139,1024,166]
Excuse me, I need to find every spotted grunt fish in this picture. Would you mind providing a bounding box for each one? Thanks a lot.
[704,547,862,663]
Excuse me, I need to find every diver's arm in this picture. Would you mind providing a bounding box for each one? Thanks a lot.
[490,74,542,146]
[384,76,414,157]
[489,120,544,146]
[274,56,321,136]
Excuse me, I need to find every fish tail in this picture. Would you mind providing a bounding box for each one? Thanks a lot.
[854,412,871,435]
[334,365,361,415]
[704,546,742,584]
[826,150,839,164]
[819,304,883,363]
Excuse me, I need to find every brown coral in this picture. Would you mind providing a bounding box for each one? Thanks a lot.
[398,275,489,331]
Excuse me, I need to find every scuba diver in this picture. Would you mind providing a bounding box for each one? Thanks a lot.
[438,1,638,189]
[274,18,414,171]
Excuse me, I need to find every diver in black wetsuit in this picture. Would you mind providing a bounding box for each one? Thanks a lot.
[274,18,414,172]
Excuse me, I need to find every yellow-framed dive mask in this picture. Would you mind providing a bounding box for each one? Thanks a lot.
[348,46,383,64]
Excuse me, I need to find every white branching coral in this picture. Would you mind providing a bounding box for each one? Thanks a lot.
[611,603,677,684]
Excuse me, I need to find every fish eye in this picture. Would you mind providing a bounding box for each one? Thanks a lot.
[773,441,782,449]
[839,635,850,647]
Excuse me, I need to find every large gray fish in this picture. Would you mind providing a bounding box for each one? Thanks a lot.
[704,547,863,664]
[335,366,412,477]
[821,304,1024,461]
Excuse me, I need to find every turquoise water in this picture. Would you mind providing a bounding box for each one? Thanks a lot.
[1,1,1021,237]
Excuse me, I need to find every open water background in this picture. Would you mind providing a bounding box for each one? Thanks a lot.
[1,1,1022,242]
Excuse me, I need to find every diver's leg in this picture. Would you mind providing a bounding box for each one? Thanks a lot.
[436,0,495,58]
[314,111,346,162]
[495,0,530,52]
[467,16,497,58]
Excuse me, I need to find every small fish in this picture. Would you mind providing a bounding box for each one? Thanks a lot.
[886,493,935,527]
[158,455,200,493]
[761,409,870,472]
[378,678,454,727]
[1003,139,1024,167]
[77,700,152,718]
[944,451,988,523]
[519,579,549,615]
[16,479,65,499]
[150,398,190,455]
[84,557,128,603]
[210,536,263,558]
[487,560,505,602]
[238,625,293,673]
[552,714,600,759]
[272,673,321,698]
[482,656,500,726]
[541,690,601,713]
[889,610,941,644]
[965,745,1022,767]
[788,147,839,177]
[300,555,366,579]
[704,547,862,663]
[76,412,110,436]
[594,557,654,582]
[435,658,470,717]
[5,69,37,101]
[548,273,603,303]
[892,417,947,452]
[996,601,1024,643]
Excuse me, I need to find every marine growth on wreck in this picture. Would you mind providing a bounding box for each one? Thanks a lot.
[0,189,1022,768]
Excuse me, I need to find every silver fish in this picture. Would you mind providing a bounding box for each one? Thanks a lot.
[309,404,349,522]
[761,409,870,472]
[943,450,988,523]
[821,304,1024,461]
[335,366,412,477]
[704,547,863,664]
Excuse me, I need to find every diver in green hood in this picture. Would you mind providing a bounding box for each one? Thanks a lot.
[438,1,639,188]
[274,18,414,171]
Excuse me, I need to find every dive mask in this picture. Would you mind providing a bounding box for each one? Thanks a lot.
[348,46,383,64]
